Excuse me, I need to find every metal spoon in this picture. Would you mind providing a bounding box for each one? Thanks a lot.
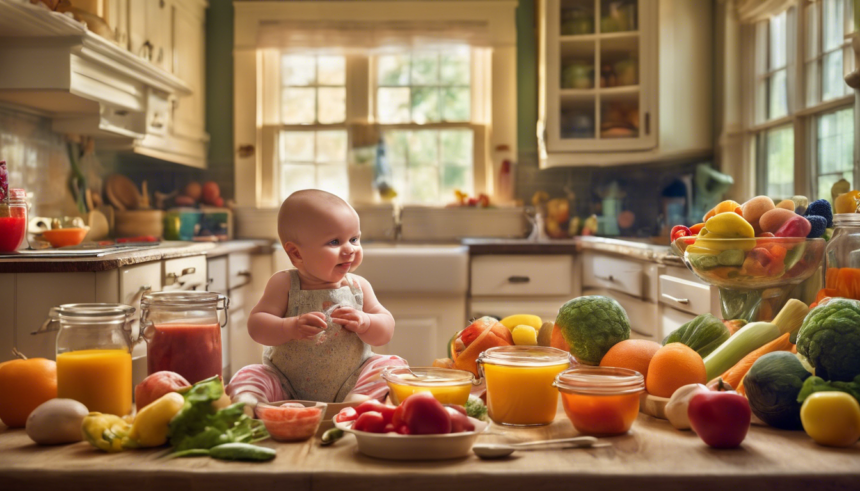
[473,436,605,459]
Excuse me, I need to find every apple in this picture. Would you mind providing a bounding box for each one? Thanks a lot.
[400,392,451,435]
[134,371,190,411]
[184,182,202,201]
[202,181,220,205]
[687,392,750,448]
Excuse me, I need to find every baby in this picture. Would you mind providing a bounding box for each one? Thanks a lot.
[226,190,408,408]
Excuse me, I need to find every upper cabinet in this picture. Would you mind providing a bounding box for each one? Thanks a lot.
[538,0,714,167]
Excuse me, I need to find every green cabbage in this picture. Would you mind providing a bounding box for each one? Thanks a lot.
[796,298,860,381]
[744,352,811,430]
[556,296,630,365]
[662,313,731,358]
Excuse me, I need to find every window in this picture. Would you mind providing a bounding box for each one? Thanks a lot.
[748,0,855,202]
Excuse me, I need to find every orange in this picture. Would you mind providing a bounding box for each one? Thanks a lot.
[645,343,706,398]
[550,324,570,353]
[0,353,57,428]
[599,339,662,381]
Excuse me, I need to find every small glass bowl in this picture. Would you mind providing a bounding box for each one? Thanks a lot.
[255,400,327,442]
[554,367,644,436]
[382,367,475,406]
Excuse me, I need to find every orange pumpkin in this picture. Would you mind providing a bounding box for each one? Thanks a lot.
[0,350,57,428]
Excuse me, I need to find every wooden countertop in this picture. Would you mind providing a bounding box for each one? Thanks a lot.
[1,410,856,491]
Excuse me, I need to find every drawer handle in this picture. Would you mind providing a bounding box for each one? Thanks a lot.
[662,294,690,305]
[166,267,197,286]
[595,274,615,282]
[507,276,530,284]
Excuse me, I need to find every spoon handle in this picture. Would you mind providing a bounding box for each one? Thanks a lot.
[510,436,598,448]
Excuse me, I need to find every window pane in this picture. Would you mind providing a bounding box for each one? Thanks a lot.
[442,87,471,121]
[316,164,349,199]
[769,11,787,70]
[315,130,347,164]
[377,87,411,123]
[411,87,440,123]
[818,174,848,203]
[823,0,845,51]
[440,49,471,85]
[806,2,820,58]
[822,50,845,101]
[441,164,472,198]
[282,55,316,86]
[407,165,440,204]
[377,54,410,85]
[317,56,345,85]
[282,87,316,124]
[280,131,314,162]
[440,129,473,166]
[763,125,795,199]
[806,61,819,106]
[411,52,439,85]
[817,107,855,200]
[408,130,439,167]
[281,164,316,198]
[768,70,788,119]
[318,87,346,124]
[383,130,409,165]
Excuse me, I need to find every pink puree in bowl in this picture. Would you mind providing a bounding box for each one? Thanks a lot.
[0,216,26,252]
[256,403,325,442]
[147,323,222,384]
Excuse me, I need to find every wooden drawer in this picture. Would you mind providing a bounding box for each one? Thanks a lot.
[208,257,228,294]
[583,287,659,340]
[163,256,207,291]
[582,253,644,299]
[471,255,573,297]
[658,274,712,316]
[660,303,697,340]
[228,252,252,289]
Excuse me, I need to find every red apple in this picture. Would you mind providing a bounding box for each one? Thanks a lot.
[135,371,190,411]
[401,392,451,435]
[688,392,751,448]
[202,181,221,205]
[184,182,202,201]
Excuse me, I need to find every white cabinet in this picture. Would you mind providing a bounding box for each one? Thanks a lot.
[374,298,466,367]
[538,0,713,166]
[657,265,720,340]
[171,2,206,141]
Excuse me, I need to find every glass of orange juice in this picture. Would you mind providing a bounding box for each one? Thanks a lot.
[42,304,137,416]
[477,346,572,426]
[382,367,475,405]
[554,367,644,436]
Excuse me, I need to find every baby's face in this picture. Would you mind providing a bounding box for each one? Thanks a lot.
[291,205,363,284]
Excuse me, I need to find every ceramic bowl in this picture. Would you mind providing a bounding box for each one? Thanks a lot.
[334,416,489,460]
[255,400,327,442]
[41,227,90,248]
[264,399,360,434]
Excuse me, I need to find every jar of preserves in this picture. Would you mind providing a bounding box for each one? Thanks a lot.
[37,303,136,415]
[0,188,28,252]
[140,291,229,384]
[823,213,860,300]
[554,366,645,436]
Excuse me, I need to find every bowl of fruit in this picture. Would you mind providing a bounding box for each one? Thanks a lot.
[332,393,489,460]
[670,197,830,321]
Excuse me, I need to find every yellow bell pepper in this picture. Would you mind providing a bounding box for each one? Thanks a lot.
[128,392,185,447]
[82,412,133,453]
[690,213,756,254]
[834,190,860,214]
[800,392,860,447]
[703,212,754,238]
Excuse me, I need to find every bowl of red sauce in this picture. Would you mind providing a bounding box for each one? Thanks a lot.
[255,401,327,442]
[554,367,645,436]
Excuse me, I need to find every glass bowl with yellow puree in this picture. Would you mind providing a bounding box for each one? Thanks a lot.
[383,367,476,406]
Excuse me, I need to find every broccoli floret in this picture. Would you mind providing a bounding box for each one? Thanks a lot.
[465,395,488,421]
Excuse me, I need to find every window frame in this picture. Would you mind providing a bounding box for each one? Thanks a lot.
[745,0,855,202]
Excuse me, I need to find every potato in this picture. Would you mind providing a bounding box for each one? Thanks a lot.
[741,196,775,234]
[777,199,795,211]
[26,398,88,445]
[759,208,797,234]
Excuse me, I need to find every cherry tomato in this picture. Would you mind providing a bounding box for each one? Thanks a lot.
[354,400,396,424]
[334,407,358,423]
[670,225,692,242]
[353,411,387,433]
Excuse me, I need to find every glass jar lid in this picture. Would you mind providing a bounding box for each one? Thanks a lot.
[141,291,226,308]
[833,213,860,227]
[478,346,572,367]
[382,367,475,387]
[52,303,136,318]
[553,367,644,395]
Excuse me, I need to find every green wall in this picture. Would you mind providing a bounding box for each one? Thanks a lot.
[517,0,538,153]
[205,0,235,199]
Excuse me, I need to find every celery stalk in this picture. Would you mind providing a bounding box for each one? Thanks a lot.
[702,321,781,381]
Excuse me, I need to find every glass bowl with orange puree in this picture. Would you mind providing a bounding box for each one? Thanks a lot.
[554,367,645,436]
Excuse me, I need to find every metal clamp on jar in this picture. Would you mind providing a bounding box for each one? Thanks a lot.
[36,303,137,416]
[139,291,230,384]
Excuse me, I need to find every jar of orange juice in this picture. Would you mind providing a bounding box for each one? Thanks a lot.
[554,367,644,436]
[39,303,137,416]
[140,291,229,384]
[477,346,572,426]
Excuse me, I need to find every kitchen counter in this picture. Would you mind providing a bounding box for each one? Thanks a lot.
[464,237,683,266]
[0,240,278,273]
[0,410,856,491]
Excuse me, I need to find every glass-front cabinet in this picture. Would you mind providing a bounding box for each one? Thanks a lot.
[540,0,658,154]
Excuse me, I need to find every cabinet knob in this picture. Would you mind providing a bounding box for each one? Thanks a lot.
[595,274,615,282]
[661,293,690,305]
[507,275,530,284]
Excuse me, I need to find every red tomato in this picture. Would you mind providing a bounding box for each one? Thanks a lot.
[687,392,750,448]
[355,400,396,424]
[335,407,358,423]
[202,181,221,205]
[401,392,451,435]
[383,423,396,433]
[445,406,475,433]
[391,404,404,427]
[443,404,467,416]
[670,225,692,242]
[353,411,387,433]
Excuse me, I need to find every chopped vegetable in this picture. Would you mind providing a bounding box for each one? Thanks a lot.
[721,333,793,393]
[702,321,781,381]
[464,395,488,422]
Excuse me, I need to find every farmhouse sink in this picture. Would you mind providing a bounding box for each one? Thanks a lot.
[356,243,468,295]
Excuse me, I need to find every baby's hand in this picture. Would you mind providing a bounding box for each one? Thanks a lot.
[287,312,327,340]
[331,307,370,334]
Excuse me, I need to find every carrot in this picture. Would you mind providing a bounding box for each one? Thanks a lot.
[720,333,794,391]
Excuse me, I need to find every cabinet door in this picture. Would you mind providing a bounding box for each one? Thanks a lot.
[172,3,206,140]
[147,0,173,72]
[105,0,129,49]
[542,0,657,153]
[128,0,147,59]
[376,295,467,367]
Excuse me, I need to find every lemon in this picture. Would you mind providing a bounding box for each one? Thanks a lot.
[500,314,542,331]
[512,325,538,346]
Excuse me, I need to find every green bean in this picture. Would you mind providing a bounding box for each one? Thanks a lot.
[321,428,344,446]
[209,443,276,462]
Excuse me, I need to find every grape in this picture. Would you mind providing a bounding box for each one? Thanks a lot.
[0,160,7,202]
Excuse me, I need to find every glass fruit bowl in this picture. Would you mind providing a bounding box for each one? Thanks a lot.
[672,236,825,321]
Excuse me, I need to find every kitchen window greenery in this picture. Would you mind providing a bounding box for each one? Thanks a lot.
[748,0,855,202]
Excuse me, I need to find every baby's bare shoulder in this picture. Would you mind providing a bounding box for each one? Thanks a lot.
[267,270,292,289]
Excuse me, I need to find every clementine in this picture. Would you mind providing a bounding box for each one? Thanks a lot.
[599,339,662,381]
[645,343,707,398]
[0,351,57,428]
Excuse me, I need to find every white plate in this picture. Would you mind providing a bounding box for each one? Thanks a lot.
[334,417,489,460]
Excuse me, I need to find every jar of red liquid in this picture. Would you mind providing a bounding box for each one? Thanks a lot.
[0,189,28,252]
[140,291,230,384]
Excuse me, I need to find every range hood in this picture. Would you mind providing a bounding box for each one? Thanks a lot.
[0,0,191,139]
